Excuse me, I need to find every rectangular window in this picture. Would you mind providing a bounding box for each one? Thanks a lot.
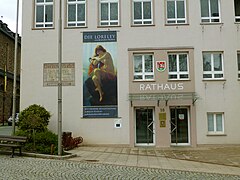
[99,0,119,26]
[133,0,153,25]
[200,0,220,23]
[207,113,224,134]
[67,0,86,27]
[238,53,240,78]
[168,53,189,80]
[235,0,240,22]
[203,52,224,79]
[166,0,186,24]
[35,0,54,28]
[134,54,154,80]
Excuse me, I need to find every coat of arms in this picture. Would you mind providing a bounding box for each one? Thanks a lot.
[156,61,166,72]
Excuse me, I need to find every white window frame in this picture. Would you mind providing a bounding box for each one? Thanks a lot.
[237,52,240,79]
[67,0,86,27]
[133,54,154,81]
[132,0,153,25]
[203,52,224,80]
[35,0,54,28]
[166,0,187,24]
[207,113,224,134]
[235,0,240,22]
[168,53,189,80]
[99,0,119,26]
[200,0,221,23]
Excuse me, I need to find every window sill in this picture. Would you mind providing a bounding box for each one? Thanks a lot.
[165,23,189,26]
[97,25,121,28]
[200,22,223,26]
[207,133,227,136]
[132,80,156,82]
[131,24,155,27]
[168,79,191,82]
[32,27,55,30]
[64,26,88,29]
[202,79,226,82]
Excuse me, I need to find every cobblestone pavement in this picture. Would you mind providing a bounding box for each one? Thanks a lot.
[0,156,240,180]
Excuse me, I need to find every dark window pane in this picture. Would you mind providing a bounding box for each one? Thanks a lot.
[101,3,108,21]
[167,1,175,19]
[179,54,188,71]
[208,114,214,132]
[110,3,118,20]
[201,0,209,17]
[134,2,142,20]
[134,75,142,80]
[180,74,189,79]
[213,54,222,71]
[169,74,177,79]
[45,5,53,22]
[144,55,153,73]
[235,0,240,16]
[145,75,154,79]
[203,74,212,78]
[214,74,223,78]
[177,1,185,18]
[238,54,240,71]
[169,55,177,72]
[203,53,211,71]
[210,0,219,17]
[36,6,44,22]
[77,4,85,21]
[143,2,151,19]
[134,55,143,73]
[68,4,76,21]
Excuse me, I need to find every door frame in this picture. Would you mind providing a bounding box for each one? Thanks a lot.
[170,106,191,146]
[134,107,155,146]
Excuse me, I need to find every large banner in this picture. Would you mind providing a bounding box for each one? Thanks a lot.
[83,31,118,118]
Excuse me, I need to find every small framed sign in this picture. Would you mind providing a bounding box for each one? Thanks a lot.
[156,61,166,72]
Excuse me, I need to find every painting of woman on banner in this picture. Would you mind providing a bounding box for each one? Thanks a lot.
[84,45,117,106]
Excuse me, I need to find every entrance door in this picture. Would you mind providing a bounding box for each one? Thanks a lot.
[170,107,190,145]
[135,108,155,145]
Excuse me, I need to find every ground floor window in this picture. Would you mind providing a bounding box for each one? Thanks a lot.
[207,113,224,134]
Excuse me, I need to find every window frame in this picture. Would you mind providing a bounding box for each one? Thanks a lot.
[133,54,155,81]
[67,0,86,27]
[168,53,190,80]
[166,0,187,25]
[200,0,221,23]
[132,0,153,26]
[202,52,224,80]
[99,0,120,27]
[34,0,54,28]
[207,113,224,134]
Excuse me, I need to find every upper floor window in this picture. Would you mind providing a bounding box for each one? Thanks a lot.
[99,0,119,26]
[166,0,187,24]
[203,52,224,80]
[35,0,54,28]
[67,0,86,27]
[200,0,220,23]
[235,0,240,22]
[237,53,240,79]
[133,54,154,80]
[168,53,189,80]
[132,0,153,25]
[207,113,224,134]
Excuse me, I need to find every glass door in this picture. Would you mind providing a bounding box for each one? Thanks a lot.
[170,107,190,145]
[135,108,155,145]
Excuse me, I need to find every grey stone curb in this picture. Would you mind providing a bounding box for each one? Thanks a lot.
[0,150,77,160]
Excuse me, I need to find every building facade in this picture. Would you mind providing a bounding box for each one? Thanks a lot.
[0,20,21,124]
[21,0,240,147]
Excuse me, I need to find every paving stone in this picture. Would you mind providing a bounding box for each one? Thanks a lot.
[0,156,239,180]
